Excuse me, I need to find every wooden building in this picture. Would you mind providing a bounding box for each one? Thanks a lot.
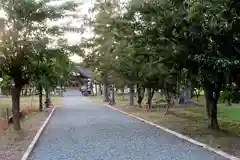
[68,66,92,95]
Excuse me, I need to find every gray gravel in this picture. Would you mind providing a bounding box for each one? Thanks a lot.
[28,91,228,160]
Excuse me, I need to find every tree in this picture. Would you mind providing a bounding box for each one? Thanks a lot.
[0,0,77,130]
[128,0,240,129]
[109,0,240,129]
[83,0,125,102]
[84,0,240,130]
[110,1,179,110]
[32,47,73,111]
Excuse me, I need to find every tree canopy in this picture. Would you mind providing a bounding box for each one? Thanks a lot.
[0,0,78,130]
[82,0,240,130]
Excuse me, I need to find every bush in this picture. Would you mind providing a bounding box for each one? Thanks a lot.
[219,90,240,104]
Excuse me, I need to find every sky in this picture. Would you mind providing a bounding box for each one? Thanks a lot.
[49,0,95,63]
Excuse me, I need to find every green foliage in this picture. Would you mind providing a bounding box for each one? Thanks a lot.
[0,0,77,87]
[85,0,240,89]
[31,49,73,93]
[82,0,126,87]
[0,0,77,130]
[0,74,11,88]
[83,0,240,129]
[219,85,240,104]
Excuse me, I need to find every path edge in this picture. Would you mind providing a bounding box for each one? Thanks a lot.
[104,104,240,160]
[21,107,56,160]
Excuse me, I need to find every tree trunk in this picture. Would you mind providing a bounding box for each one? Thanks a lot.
[191,88,194,98]
[99,85,103,95]
[121,88,125,100]
[60,84,63,97]
[147,88,154,110]
[137,84,145,107]
[111,88,115,105]
[129,85,134,106]
[45,89,50,108]
[90,82,94,95]
[39,85,43,112]
[164,91,171,115]
[95,84,98,96]
[24,87,28,96]
[11,86,22,130]
[196,92,199,101]
[203,83,221,130]
[21,89,24,96]
[227,94,231,106]
[29,88,32,96]
[103,84,109,102]
[164,84,172,115]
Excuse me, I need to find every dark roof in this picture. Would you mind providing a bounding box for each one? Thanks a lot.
[74,67,92,78]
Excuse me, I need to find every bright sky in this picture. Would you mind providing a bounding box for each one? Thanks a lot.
[49,0,95,63]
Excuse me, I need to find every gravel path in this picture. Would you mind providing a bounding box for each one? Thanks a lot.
[28,91,228,160]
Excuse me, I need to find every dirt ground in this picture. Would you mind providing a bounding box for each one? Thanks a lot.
[0,107,53,160]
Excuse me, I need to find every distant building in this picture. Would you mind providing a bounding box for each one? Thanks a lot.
[69,66,92,95]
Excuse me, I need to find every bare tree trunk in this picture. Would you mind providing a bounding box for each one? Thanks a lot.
[21,88,24,96]
[227,93,232,106]
[196,91,199,101]
[203,83,221,130]
[99,85,103,95]
[95,84,98,96]
[137,84,145,107]
[29,88,32,96]
[129,85,134,106]
[121,88,125,100]
[45,89,50,108]
[164,91,171,115]
[24,87,28,96]
[39,85,43,112]
[103,84,109,102]
[111,88,115,105]
[11,86,22,130]
[60,84,63,97]
[147,88,154,111]
[90,82,94,95]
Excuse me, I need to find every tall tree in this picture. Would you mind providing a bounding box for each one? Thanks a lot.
[0,0,77,130]
[83,0,124,102]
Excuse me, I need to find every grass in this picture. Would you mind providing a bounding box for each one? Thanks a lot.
[0,96,62,117]
[190,94,240,127]
[192,95,206,105]
[185,107,240,122]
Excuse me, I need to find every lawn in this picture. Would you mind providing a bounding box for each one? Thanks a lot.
[192,95,206,105]
[0,96,62,117]
[185,106,240,123]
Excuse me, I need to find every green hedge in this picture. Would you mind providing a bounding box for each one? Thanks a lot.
[219,90,240,104]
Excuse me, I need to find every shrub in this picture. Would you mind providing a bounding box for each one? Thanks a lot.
[219,90,240,104]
